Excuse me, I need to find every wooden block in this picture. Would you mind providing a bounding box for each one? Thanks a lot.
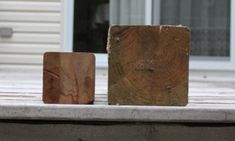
[43,52,95,104]
[107,25,190,106]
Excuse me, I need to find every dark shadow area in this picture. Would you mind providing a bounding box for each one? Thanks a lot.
[73,0,109,53]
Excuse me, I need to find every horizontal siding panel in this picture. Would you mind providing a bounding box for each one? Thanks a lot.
[0,0,62,66]
[0,1,61,12]
[0,33,60,44]
[0,12,60,22]
[0,43,61,54]
[0,22,60,33]
[0,54,43,64]
[0,0,60,2]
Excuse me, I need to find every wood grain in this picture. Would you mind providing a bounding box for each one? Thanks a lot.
[107,25,190,106]
[43,52,95,104]
[1,69,235,122]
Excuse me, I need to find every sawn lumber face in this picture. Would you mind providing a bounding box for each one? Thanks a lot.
[43,52,95,104]
[107,25,190,106]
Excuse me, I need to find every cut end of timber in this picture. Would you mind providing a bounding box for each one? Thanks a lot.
[43,52,95,104]
[107,25,190,106]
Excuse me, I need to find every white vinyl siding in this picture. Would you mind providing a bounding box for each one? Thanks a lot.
[0,0,63,66]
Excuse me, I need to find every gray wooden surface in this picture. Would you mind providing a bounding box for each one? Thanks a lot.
[0,121,234,141]
[0,69,235,123]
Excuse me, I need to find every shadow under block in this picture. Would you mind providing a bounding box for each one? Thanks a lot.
[43,52,95,104]
[107,25,190,106]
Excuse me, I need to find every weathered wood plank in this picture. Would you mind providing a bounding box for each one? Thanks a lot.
[0,68,235,122]
[0,104,235,123]
[0,122,235,141]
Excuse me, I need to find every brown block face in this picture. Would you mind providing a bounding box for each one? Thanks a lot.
[43,52,95,104]
[107,25,190,106]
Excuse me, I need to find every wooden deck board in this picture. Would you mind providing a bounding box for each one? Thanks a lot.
[0,69,235,122]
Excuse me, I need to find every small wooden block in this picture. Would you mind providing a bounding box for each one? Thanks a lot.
[107,25,190,106]
[43,52,95,104]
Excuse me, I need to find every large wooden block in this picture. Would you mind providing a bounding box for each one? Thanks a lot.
[43,52,95,104]
[107,25,190,106]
